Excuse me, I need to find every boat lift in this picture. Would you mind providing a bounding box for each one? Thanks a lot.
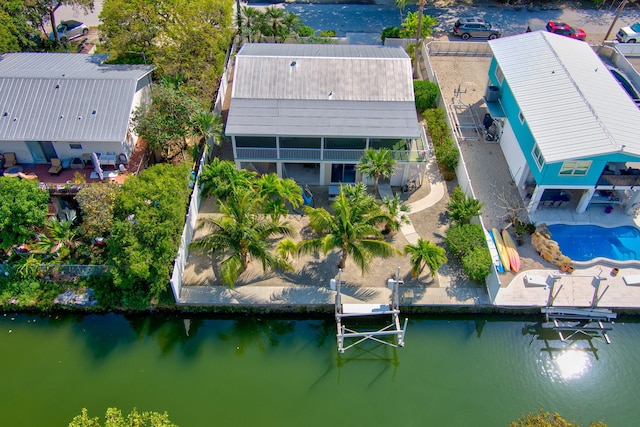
[333,268,408,353]
[541,307,617,344]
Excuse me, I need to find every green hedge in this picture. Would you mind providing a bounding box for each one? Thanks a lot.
[445,223,491,282]
[414,80,439,112]
[423,107,459,174]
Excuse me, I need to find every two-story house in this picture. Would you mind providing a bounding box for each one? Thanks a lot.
[484,31,640,215]
[225,43,427,187]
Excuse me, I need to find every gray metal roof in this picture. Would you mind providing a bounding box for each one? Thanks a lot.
[488,32,640,162]
[0,53,154,142]
[226,43,419,138]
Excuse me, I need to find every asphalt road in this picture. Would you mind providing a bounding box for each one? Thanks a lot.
[54,1,640,45]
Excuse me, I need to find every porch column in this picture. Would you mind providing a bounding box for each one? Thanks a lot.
[576,188,595,214]
[526,185,544,213]
[625,189,640,215]
[231,136,237,159]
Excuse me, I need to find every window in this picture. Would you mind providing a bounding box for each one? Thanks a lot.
[69,143,82,150]
[495,66,504,84]
[532,144,544,170]
[559,161,591,176]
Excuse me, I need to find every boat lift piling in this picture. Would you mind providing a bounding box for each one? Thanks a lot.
[334,268,408,353]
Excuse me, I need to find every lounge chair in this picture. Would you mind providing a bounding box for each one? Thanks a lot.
[48,158,63,175]
[3,152,17,168]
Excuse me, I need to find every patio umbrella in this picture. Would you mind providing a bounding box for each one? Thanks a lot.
[91,152,103,180]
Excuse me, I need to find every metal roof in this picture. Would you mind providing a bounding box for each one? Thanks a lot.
[0,53,154,142]
[488,31,640,163]
[226,43,419,138]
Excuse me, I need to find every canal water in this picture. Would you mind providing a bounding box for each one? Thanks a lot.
[2,313,638,426]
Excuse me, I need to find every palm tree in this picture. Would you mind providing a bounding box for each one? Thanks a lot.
[199,158,256,201]
[262,6,285,42]
[190,191,295,287]
[356,148,397,197]
[382,193,411,235]
[36,211,81,261]
[242,6,263,42]
[446,187,483,225]
[297,188,400,272]
[280,11,302,42]
[395,0,407,21]
[190,110,223,148]
[404,238,447,279]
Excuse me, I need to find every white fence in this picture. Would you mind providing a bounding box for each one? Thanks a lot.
[422,41,502,302]
[169,149,208,303]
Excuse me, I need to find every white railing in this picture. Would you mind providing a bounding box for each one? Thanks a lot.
[235,147,427,162]
[169,148,208,303]
[426,41,492,57]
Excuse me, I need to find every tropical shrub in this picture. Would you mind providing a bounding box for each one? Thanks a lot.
[423,107,459,176]
[299,26,315,37]
[413,80,439,111]
[461,246,491,282]
[445,223,485,258]
[381,26,401,42]
[446,186,483,225]
[319,29,336,37]
[0,177,49,249]
[108,163,192,304]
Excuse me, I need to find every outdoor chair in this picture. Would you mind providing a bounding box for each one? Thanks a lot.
[3,152,17,168]
[49,158,63,175]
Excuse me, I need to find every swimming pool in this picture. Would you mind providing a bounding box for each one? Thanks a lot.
[548,224,640,262]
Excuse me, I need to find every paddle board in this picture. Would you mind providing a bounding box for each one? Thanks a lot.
[501,229,521,272]
[491,228,511,272]
[485,229,504,273]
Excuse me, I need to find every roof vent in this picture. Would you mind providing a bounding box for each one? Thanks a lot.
[290,61,297,67]
[78,116,82,120]
[92,110,96,115]
[59,115,63,119]
[2,112,6,117]
[55,84,60,89]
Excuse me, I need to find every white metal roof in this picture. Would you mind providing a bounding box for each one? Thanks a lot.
[488,31,640,163]
[0,53,154,142]
[226,43,419,138]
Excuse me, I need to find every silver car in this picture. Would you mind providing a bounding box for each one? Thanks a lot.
[452,18,502,40]
[49,20,89,42]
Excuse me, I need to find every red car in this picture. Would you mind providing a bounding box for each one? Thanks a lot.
[546,21,586,41]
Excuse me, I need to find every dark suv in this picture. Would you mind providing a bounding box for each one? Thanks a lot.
[452,18,502,40]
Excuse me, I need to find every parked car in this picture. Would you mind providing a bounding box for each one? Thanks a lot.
[617,23,640,43]
[452,18,502,40]
[49,20,89,42]
[545,21,586,41]
[606,65,640,107]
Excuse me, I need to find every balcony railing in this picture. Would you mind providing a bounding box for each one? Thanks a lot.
[235,147,428,162]
[597,173,640,188]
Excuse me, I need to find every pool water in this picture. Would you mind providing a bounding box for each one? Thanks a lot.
[548,224,640,261]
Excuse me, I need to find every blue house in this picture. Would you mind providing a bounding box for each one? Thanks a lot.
[485,31,640,214]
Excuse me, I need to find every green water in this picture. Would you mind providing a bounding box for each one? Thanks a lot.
[2,313,638,426]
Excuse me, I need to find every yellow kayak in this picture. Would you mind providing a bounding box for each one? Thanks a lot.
[491,228,511,272]
[501,229,521,273]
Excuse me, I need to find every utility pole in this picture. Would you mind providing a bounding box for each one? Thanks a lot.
[603,0,628,43]
[414,0,426,80]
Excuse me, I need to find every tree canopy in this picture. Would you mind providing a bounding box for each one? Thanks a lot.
[69,407,178,427]
[108,163,192,304]
[100,0,234,103]
[133,82,221,160]
[0,177,49,250]
[0,1,41,53]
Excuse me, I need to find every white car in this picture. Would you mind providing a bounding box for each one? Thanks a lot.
[617,23,640,43]
[49,20,89,42]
